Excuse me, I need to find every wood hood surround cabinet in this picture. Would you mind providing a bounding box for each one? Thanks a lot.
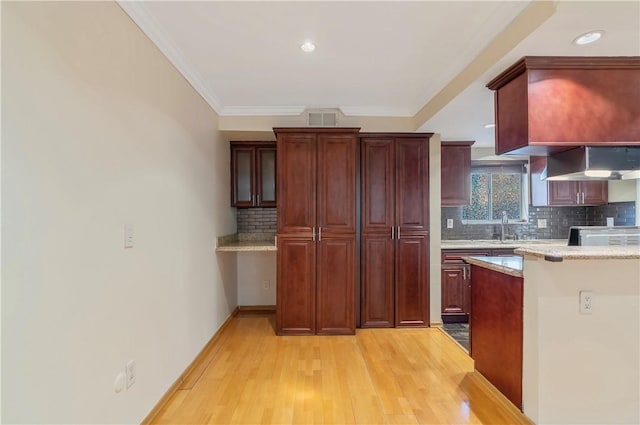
[487,56,640,156]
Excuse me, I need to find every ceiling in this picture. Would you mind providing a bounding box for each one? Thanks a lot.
[119,1,640,148]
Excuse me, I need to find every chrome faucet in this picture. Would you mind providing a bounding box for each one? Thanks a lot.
[500,211,508,242]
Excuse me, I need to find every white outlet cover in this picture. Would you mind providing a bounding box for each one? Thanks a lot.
[124,224,134,248]
[537,219,547,229]
[114,372,126,393]
[446,219,454,229]
[125,360,136,388]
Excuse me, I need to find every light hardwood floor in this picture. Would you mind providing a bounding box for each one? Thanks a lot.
[151,312,531,425]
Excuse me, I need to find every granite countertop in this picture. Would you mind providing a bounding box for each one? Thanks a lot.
[515,245,640,262]
[464,256,523,277]
[441,239,567,249]
[216,232,277,252]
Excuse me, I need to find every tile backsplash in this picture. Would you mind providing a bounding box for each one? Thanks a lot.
[237,202,636,239]
[237,208,277,233]
[441,202,636,240]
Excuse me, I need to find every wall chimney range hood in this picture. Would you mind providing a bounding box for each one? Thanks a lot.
[545,146,640,181]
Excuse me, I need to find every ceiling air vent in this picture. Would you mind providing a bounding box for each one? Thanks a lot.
[306,109,339,127]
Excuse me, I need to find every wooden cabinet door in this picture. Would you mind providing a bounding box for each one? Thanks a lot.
[395,138,429,232]
[316,235,356,334]
[580,181,608,205]
[548,180,579,206]
[256,146,276,207]
[395,232,429,327]
[441,143,472,206]
[277,133,316,234]
[276,237,316,335]
[361,138,394,233]
[441,264,465,315]
[316,133,357,234]
[231,146,255,207]
[361,233,395,328]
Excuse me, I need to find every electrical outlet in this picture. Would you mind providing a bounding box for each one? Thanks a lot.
[537,219,547,229]
[262,279,270,289]
[124,224,134,248]
[606,217,614,227]
[446,219,454,229]
[579,291,593,314]
[125,360,136,388]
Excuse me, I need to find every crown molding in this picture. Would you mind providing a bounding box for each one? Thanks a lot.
[117,1,223,113]
[338,106,413,117]
[220,106,306,116]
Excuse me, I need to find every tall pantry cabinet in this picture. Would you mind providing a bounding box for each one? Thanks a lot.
[274,128,359,335]
[360,133,431,328]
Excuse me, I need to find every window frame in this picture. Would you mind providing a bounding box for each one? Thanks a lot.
[461,161,529,225]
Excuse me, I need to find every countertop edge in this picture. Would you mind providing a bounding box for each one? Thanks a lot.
[465,256,524,278]
[514,245,640,260]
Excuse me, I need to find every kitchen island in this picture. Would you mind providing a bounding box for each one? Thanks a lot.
[468,246,640,425]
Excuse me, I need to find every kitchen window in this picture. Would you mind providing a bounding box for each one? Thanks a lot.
[462,162,528,223]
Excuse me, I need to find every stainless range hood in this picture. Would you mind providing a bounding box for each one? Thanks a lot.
[545,146,640,181]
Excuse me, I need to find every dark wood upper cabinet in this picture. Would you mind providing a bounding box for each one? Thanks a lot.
[396,138,430,232]
[230,141,276,208]
[361,138,394,233]
[487,57,640,155]
[316,133,358,233]
[441,141,474,206]
[530,156,608,206]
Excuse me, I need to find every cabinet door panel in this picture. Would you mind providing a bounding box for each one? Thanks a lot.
[580,181,608,205]
[361,139,394,233]
[257,147,276,207]
[361,234,394,328]
[441,265,465,314]
[549,181,578,206]
[396,139,429,232]
[441,144,471,206]
[277,134,316,233]
[317,134,357,233]
[231,147,254,207]
[396,233,429,327]
[276,237,316,335]
[316,236,356,335]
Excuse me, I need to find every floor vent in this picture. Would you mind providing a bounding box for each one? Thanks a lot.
[306,110,339,127]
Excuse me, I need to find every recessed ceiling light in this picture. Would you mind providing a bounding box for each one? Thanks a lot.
[300,41,316,53]
[573,30,605,46]
[484,123,496,129]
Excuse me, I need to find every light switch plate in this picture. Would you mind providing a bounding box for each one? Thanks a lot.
[446,219,454,229]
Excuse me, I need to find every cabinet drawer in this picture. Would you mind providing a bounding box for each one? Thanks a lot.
[441,249,491,263]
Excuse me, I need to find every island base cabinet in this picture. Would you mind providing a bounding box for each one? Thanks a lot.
[470,264,523,410]
[276,235,356,336]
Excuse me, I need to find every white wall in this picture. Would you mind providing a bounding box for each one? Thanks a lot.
[1,2,237,423]
[522,256,640,425]
[429,135,442,325]
[237,252,277,306]
[608,179,637,202]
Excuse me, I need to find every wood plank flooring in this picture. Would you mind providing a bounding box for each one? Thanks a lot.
[151,312,531,425]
